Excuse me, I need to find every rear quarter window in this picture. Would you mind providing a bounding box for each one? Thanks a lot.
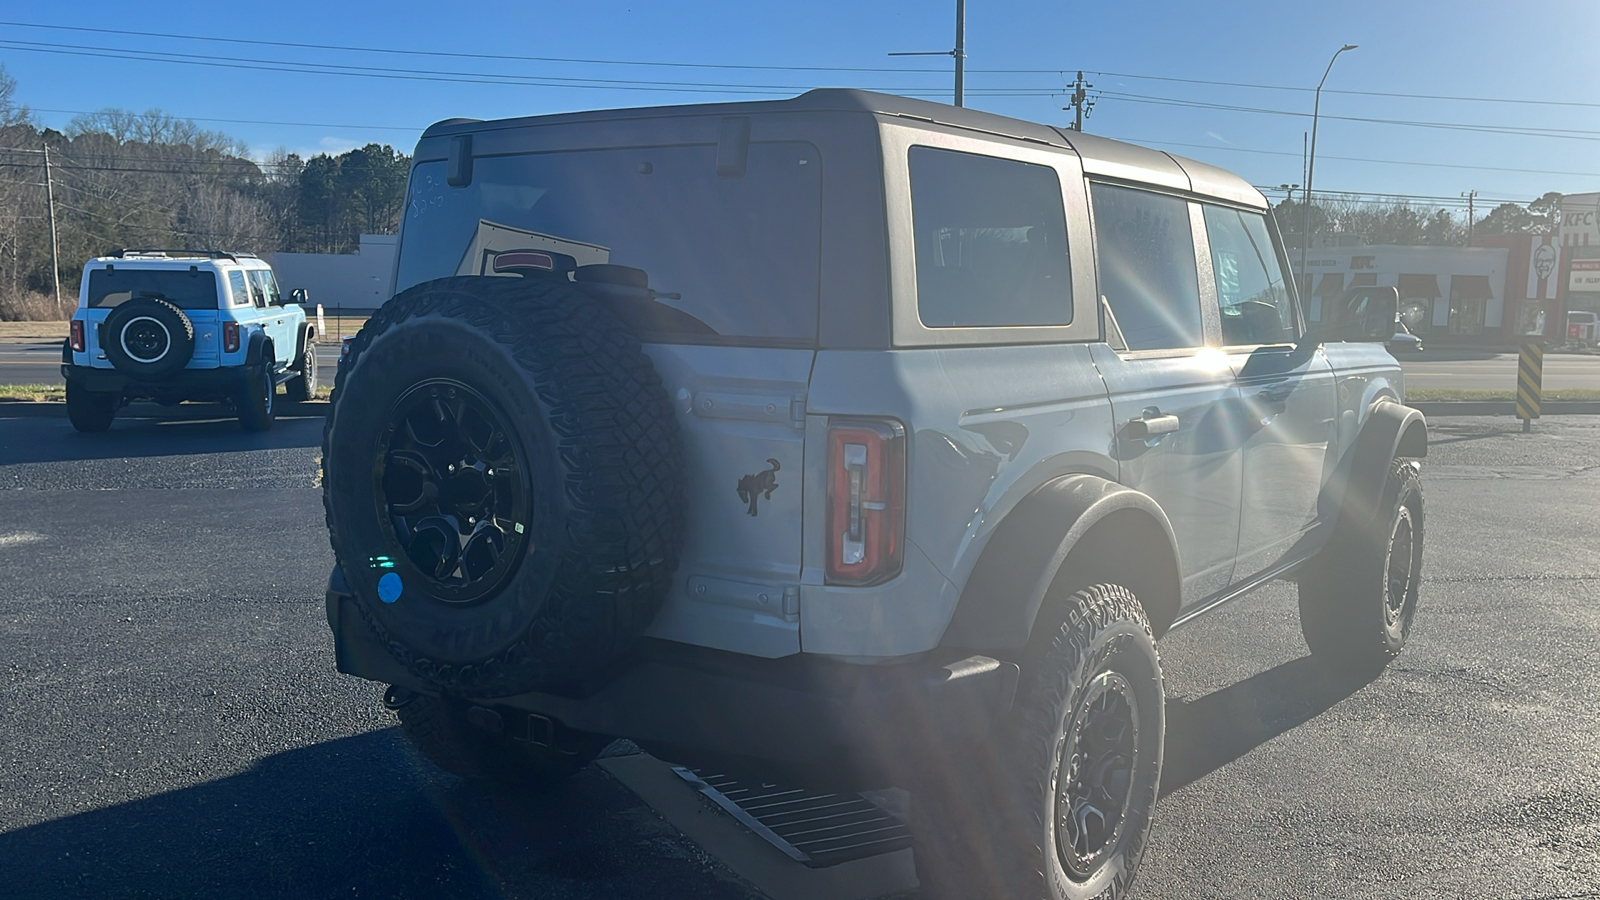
[908,146,1072,328]
[396,141,823,344]
[227,271,251,307]
[85,268,220,311]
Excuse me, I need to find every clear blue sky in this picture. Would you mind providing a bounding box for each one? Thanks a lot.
[2,0,1596,212]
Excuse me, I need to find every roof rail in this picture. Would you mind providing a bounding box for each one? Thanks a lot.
[107,248,243,261]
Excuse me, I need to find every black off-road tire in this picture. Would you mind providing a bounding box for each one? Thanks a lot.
[66,383,118,433]
[103,297,195,378]
[1299,459,1425,675]
[322,275,683,698]
[237,360,277,432]
[286,336,317,402]
[911,584,1165,900]
[396,694,606,789]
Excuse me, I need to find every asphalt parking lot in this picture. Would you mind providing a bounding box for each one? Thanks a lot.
[2,409,1598,899]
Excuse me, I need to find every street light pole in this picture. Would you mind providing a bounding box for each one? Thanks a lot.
[1299,44,1357,292]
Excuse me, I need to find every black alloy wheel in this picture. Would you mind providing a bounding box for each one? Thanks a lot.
[238,361,277,432]
[1298,459,1425,674]
[120,316,171,363]
[1382,502,1419,637]
[1055,670,1142,881]
[376,379,532,606]
[289,339,317,402]
[910,583,1163,900]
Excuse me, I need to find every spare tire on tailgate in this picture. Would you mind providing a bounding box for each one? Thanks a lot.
[322,275,684,697]
[104,296,195,377]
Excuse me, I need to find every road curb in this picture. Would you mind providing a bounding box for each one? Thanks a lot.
[0,400,331,419]
[1411,400,1600,416]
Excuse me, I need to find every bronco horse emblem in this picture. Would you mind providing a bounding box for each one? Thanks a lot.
[736,458,781,516]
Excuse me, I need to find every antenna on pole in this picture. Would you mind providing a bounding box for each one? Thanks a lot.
[889,0,967,107]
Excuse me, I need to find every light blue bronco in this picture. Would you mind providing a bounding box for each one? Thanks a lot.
[61,249,315,432]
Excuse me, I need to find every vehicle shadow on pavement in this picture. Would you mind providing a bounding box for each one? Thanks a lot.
[1,730,753,900]
[1161,655,1373,797]
[0,412,324,465]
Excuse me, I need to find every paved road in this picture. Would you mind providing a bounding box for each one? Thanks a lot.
[0,341,342,386]
[1398,349,1600,392]
[8,339,1599,395]
[2,411,1598,898]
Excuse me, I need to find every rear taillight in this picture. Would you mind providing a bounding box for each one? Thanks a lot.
[69,320,85,352]
[223,322,240,353]
[826,419,906,586]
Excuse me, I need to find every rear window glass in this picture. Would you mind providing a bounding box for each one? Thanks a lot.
[396,142,822,343]
[85,268,220,310]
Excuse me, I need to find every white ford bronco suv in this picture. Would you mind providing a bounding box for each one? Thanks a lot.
[321,91,1427,899]
[62,249,317,433]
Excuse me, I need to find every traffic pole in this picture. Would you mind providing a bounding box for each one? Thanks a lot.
[1517,341,1543,433]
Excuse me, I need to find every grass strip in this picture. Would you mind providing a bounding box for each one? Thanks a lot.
[1407,388,1600,401]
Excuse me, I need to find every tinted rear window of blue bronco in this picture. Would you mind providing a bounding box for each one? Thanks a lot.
[86,268,220,311]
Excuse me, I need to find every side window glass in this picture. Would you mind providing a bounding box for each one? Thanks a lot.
[262,270,282,306]
[227,271,250,307]
[1202,205,1297,345]
[247,270,269,308]
[909,146,1072,328]
[1090,184,1203,350]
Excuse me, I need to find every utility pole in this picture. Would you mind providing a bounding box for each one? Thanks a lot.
[1063,71,1096,131]
[889,0,966,107]
[42,143,61,313]
[954,0,965,108]
[1462,190,1478,242]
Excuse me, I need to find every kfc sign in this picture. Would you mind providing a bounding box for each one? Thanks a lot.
[1561,193,1600,247]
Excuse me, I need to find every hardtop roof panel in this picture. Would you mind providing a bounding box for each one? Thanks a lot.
[420,88,1265,208]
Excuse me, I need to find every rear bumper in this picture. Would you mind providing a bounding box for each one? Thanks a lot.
[325,567,1019,788]
[63,363,251,398]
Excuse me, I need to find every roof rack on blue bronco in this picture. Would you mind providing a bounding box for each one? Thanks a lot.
[105,249,258,261]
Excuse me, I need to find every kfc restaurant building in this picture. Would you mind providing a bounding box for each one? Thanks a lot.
[1302,205,1593,346]
[1301,244,1512,343]
[1557,192,1600,340]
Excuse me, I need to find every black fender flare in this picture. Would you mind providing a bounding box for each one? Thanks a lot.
[244,330,274,370]
[1334,400,1427,527]
[293,321,316,368]
[940,474,1183,649]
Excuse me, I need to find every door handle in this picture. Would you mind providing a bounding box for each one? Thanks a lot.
[1128,409,1180,439]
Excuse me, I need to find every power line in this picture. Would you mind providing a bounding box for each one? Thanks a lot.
[4,20,1596,112]
[1097,91,1600,141]
[0,20,953,75]
[1111,135,1600,179]
[29,107,418,133]
[7,37,1594,149]
[1074,69,1600,110]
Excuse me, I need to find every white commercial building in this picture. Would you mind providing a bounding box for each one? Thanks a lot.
[266,234,397,312]
[1303,244,1509,340]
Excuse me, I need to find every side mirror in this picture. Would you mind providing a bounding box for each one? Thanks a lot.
[1328,286,1399,343]
[289,288,309,306]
